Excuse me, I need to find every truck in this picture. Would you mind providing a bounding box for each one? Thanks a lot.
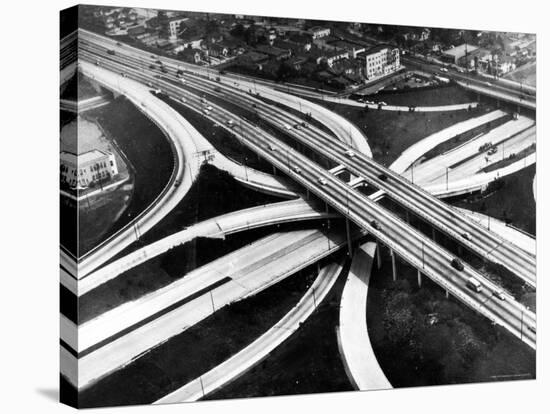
[466,277,482,293]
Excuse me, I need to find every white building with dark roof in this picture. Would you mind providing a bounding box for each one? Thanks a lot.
[60,149,118,189]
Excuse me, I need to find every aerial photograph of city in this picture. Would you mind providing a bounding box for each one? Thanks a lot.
[59,4,536,409]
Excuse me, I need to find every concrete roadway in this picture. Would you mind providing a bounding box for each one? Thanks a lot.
[389,110,508,174]
[74,61,295,281]
[409,117,534,185]
[79,30,373,157]
[77,198,337,296]
[65,228,357,389]
[77,36,536,346]
[337,242,392,391]
[154,260,345,403]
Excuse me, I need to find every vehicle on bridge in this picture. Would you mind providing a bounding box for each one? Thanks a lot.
[318,177,327,185]
[461,232,472,241]
[370,219,381,230]
[107,49,115,55]
[292,165,302,174]
[345,149,356,158]
[378,173,389,181]
[451,258,465,271]
[493,290,507,301]
[467,277,482,293]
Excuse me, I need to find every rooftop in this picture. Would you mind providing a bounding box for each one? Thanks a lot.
[442,43,479,58]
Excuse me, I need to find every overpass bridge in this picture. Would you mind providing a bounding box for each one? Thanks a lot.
[77,55,536,350]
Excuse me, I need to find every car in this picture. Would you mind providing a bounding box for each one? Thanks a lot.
[487,146,498,156]
[293,123,300,130]
[203,109,210,115]
[370,220,381,230]
[378,173,389,181]
[493,290,507,301]
[457,67,466,73]
[284,124,292,130]
[214,86,222,92]
[180,97,187,103]
[174,179,181,187]
[485,81,492,87]
[226,119,235,127]
[379,101,388,106]
[147,82,153,87]
[107,49,115,55]
[150,54,157,59]
[205,105,213,111]
[120,72,127,77]
[301,122,308,128]
[95,60,100,66]
[161,66,168,73]
[200,98,207,103]
[345,149,356,158]
[461,232,472,241]
[318,177,328,185]
[451,258,465,271]
[154,88,162,94]
[149,64,156,70]
[527,325,536,333]
[466,276,482,292]
[268,143,277,151]
[155,60,162,64]
[440,67,449,73]
[180,78,186,84]
[116,42,122,46]
[292,165,302,174]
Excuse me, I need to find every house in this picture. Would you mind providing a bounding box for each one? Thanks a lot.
[321,48,350,67]
[208,43,229,58]
[179,47,203,64]
[309,26,331,40]
[287,56,308,71]
[327,40,366,58]
[164,16,188,40]
[441,43,478,65]
[287,33,313,52]
[254,45,291,60]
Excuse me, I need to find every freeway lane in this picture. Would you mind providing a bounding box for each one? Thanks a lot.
[154,260,344,403]
[163,63,536,286]
[77,198,337,296]
[67,228,356,389]
[77,47,536,349]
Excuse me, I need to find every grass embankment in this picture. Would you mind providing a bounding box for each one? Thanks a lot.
[367,250,535,387]
[368,84,477,107]
[78,264,322,408]
[312,98,484,166]
[78,97,174,256]
[207,256,353,400]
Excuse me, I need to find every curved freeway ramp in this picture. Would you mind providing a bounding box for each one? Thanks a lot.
[73,62,296,279]
[337,242,392,391]
[78,199,336,295]
[154,261,344,403]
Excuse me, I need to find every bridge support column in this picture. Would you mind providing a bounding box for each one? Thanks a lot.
[458,245,463,255]
[306,188,310,200]
[345,218,353,257]
[432,227,436,241]
[390,250,396,281]
[272,166,277,176]
[376,243,382,269]
[417,270,422,288]
[405,211,410,223]
[445,289,449,299]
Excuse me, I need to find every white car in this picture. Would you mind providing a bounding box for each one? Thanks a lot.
[205,105,213,111]
[268,143,277,151]
[485,81,492,87]
[493,290,507,301]
[292,166,302,174]
[203,109,210,115]
[440,67,449,73]
[284,124,292,130]
[345,149,356,158]
[226,119,234,127]
[461,232,472,241]
[180,78,186,84]
[318,177,328,185]
[180,97,187,103]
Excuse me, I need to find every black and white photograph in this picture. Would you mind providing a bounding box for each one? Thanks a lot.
[3,1,548,413]
[56,2,541,409]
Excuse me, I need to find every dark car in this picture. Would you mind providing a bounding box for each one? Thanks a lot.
[378,173,389,181]
[451,258,464,271]
[107,49,115,55]
[370,220,381,230]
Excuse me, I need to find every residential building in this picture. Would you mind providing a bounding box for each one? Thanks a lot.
[165,16,188,39]
[360,45,400,80]
[60,150,118,189]
[309,26,331,40]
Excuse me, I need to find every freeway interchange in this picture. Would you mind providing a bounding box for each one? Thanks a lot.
[60,28,537,396]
